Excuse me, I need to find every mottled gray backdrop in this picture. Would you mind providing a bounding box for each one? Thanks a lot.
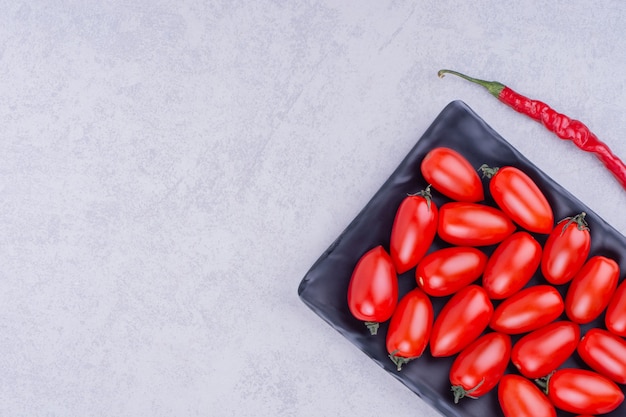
[1,1,625,416]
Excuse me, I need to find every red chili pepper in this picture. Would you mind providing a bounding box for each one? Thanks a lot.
[438,69,626,190]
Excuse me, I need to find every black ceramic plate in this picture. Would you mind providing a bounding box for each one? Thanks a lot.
[298,101,626,417]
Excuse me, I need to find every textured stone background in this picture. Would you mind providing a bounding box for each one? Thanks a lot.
[1,1,625,416]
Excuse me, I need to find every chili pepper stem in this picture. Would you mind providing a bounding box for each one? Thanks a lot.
[364,321,379,335]
[439,69,626,192]
[438,69,505,98]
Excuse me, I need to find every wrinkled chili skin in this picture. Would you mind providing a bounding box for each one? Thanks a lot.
[438,69,626,190]
[498,87,626,189]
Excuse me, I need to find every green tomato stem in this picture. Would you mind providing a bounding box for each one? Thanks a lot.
[364,321,379,335]
[534,371,555,395]
[561,212,589,235]
[388,350,418,372]
[478,164,500,179]
[408,184,434,211]
[451,377,485,404]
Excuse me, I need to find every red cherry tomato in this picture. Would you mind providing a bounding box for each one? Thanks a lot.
[481,165,554,234]
[490,285,564,334]
[498,374,556,417]
[482,231,542,299]
[415,247,488,297]
[429,285,493,357]
[544,369,624,415]
[389,186,438,274]
[578,328,626,384]
[386,288,433,371]
[565,256,619,324]
[449,332,511,403]
[420,147,484,202]
[438,202,516,246]
[511,321,580,379]
[605,279,626,337]
[541,213,591,285]
[347,246,398,335]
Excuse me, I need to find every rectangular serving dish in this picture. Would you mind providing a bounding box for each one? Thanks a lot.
[297,101,626,417]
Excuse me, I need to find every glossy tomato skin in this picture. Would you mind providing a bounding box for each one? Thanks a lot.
[578,328,626,384]
[386,288,433,370]
[511,321,580,379]
[347,246,398,333]
[438,202,516,246]
[482,232,542,299]
[490,285,564,334]
[420,147,484,202]
[416,247,488,297]
[498,374,556,417]
[547,369,624,415]
[449,332,511,403]
[389,189,438,274]
[429,285,493,357]
[541,213,591,285]
[565,256,619,324]
[488,166,554,234]
[605,279,626,336]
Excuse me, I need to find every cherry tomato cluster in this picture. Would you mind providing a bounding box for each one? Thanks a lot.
[346,146,626,416]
